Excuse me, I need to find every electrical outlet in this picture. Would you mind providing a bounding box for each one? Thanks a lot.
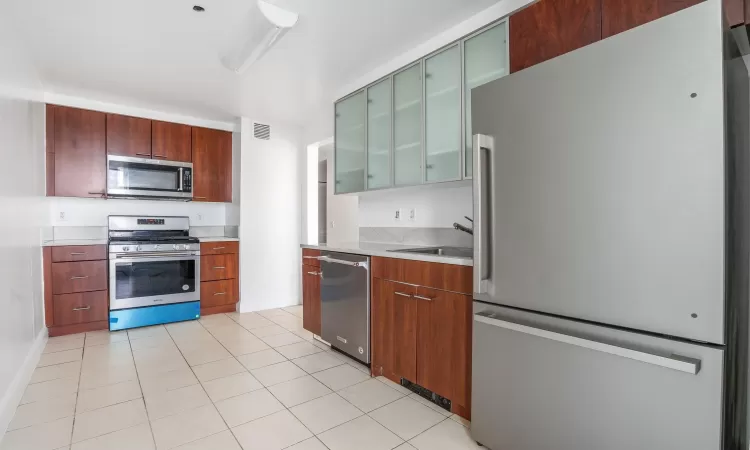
[330,220,336,229]
[394,209,401,221]
[59,212,66,221]
[409,208,416,221]
[197,213,203,222]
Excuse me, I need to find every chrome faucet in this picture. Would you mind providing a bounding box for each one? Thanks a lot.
[453,216,474,236]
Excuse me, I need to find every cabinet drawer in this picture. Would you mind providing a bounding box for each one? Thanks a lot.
[53,290,108,326]
[51,260,108,294]
[302,248,321,268]
[201,279,238,308]
[201,254,238,281]
[51,245,107,262]
[200,241,239,255]
[371,257,472,294]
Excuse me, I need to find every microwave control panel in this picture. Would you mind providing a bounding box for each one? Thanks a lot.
[183,168,192,192]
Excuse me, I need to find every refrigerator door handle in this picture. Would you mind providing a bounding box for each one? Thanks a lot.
[474,313,701,375]
[473,134,493,295]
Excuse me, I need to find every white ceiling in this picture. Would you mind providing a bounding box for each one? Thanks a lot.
[8,0,500,125]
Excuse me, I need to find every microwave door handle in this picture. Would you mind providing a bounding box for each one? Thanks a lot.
[178,167,184,192]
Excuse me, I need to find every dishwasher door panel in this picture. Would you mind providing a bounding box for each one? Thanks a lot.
[321,252,370,364]
[471,302,724,450]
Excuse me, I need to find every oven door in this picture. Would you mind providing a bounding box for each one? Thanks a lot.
[109,253,200,310]
[107,155,193,199]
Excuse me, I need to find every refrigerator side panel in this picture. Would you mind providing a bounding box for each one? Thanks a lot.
[471,302,724,450]
[471,0,726,344]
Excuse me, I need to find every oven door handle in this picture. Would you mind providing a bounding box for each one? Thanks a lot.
[113,252,198,260]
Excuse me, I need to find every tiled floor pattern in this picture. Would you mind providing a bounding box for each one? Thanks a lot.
[1,305,481,450]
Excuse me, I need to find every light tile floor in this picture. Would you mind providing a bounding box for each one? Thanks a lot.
[1,305,482,450]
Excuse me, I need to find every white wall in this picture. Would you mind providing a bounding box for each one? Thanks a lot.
[358,184,472,228]
[49,198,228,227]
[239,118,304,312]
[320,144,359,243]
[0,12,48,436]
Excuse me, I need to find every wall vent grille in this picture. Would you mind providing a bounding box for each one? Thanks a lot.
[253,123,270,140]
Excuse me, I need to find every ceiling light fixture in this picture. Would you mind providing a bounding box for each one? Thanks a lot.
[192,5,205,12]
[220,0,299,74]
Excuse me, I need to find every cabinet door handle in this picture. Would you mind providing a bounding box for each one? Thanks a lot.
[213,292,226,296]
[194,196,207,199]
[307,271,320,276]
[72,306,91,311]
[153,154,167,159]
[135,152,151,157]
[213,247,226,250]
[213,266,226,270]
[394,292,412,298]
[88,190,106,196]
[413,295,433,302]
[70,276,89,280]
[69,252,86,256]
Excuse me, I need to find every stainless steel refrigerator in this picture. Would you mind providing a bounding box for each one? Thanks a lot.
[470,1,750,449]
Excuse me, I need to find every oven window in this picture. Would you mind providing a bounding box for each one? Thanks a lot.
[115,259,196,299]
[108,160,181,192]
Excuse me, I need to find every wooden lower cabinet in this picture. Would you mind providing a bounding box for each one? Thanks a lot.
[302,264,322,335]
[44,245,110,336]
[371,257,473,420]
[199,241,239,315]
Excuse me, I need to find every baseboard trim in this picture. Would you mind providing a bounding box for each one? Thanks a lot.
[0,327,48,437]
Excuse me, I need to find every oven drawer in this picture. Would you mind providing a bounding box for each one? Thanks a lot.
[201,279,238,307]
[51,245,107,262]
[200,241,238,255]
[52,260,108,294]
[53,290,108,325]
[201,254,238,281]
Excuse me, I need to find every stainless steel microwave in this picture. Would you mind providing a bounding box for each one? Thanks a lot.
[107,155,193,200]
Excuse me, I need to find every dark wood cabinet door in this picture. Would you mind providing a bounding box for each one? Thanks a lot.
[371,277,393,378]
[106,113,152,158]
[302,265,322,335]
[53,106,107,198]
[602,0,703,38]
[152,121,192,162]
[509,0,602,73]
[53,290,108,326]
[200,279,239,308]
[192,127,232,202]
[415,286,473,418]
[390,282,418,383]
[723,0,744,27]
[200,254,239,281]
[51,260,108,294]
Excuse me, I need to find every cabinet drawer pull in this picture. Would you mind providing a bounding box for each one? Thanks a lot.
[394,292,412,298]
[69,252,86,256]
[213,266,226,270]
[70,276,89,280]
[88,190,106,195]
[135,152,151,157]
[213,247,226,250]
[152,154,167,158]
[72,306,91,311]
[194,196,207,199]
[307,271,319,276]
[213,292,226,296]
[414,295,433,302]
[302,255,321,260]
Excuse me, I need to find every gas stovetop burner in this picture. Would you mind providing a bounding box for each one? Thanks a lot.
[108,237,200,244]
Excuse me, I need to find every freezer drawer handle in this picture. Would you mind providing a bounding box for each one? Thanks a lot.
[474,314,701,375]
[319,256,369,269]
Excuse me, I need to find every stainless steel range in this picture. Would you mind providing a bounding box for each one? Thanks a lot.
[108,216,201,331]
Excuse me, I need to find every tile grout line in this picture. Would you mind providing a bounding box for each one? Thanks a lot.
[125,329,160,450]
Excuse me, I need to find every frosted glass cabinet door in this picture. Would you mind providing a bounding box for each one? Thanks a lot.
[335,91,366,194]
[393,63,423,186]
[425,44,461,182]
[464,22,508,178]
[367,78,391,189]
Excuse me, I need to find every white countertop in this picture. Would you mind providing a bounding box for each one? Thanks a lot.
[42,239,108,247]
[301,242,473,267]
[198,237,240,242]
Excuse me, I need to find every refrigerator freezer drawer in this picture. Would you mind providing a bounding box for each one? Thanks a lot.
[471,303,724,450]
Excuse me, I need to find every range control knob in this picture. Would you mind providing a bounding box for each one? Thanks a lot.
[154,244,160,250]
[173,244,179,250]
[136,245,142,251]
[122,246,130,252]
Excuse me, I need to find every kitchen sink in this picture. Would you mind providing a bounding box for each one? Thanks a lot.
[388,246,473,259]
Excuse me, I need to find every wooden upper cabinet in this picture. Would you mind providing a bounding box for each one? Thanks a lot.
[192,127,232,202]
[602,0,703,38]
[106,114,152,158]
[509,0,602,73]
[51,105,107,198]
[152,121,192,162]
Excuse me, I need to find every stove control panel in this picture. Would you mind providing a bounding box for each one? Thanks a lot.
[109,242,200,255]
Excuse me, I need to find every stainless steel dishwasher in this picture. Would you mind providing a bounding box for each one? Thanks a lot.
[320,251,370,364]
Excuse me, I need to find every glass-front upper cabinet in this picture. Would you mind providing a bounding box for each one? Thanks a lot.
[425,44,461,183]
[366,78,391,190]
[464,22,508,178]
[393,63,423,186]
[335,91,366,194]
